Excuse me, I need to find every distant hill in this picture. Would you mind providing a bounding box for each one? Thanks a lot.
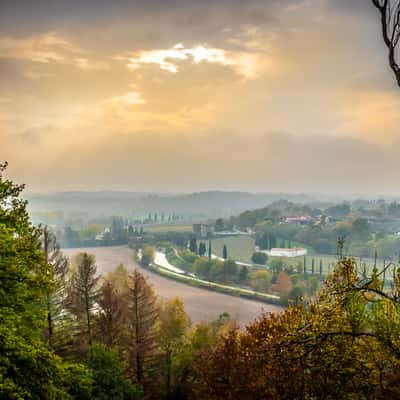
[25,191,318,219]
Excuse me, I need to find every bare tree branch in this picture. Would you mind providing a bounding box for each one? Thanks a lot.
[372,0,400,86]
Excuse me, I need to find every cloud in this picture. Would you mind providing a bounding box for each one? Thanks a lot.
[0,32,109,71]
[118,43,266,79]
[73,57,109,71]
[0,32,79,63]
[0,0,398,194]
[106,91,146,107]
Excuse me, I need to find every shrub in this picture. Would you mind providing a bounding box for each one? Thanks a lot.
[251,252,268,265]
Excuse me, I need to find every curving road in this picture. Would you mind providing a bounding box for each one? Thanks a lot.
[63,246,284,326]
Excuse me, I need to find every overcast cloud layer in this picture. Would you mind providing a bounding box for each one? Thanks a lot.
[0,0,399,194]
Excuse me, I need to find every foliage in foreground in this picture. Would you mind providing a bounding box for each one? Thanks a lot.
[194,258,400,399]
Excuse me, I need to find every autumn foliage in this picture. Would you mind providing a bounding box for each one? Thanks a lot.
[194,258,400,399]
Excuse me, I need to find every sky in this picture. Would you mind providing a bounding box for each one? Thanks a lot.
[1,0,399,194]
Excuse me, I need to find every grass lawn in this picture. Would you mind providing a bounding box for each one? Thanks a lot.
[210,236,256,263]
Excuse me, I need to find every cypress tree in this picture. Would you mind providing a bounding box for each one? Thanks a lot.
[222,245,228,260]
[199,242,206,257]
[189,237,197,254]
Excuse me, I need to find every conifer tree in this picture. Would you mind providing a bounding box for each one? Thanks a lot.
[126,270,158,386]
[96,279,127,349]
[222,245,228,260]
[68,252,100,346]
[189,237,197,254]
[199,242,207,257]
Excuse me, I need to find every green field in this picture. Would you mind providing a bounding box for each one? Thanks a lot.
[210,236,256,263]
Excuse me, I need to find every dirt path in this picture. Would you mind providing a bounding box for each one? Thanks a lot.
[63,246,284,325]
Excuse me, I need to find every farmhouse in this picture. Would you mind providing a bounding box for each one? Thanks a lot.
[284,216,311,224]
[192,223,213,238]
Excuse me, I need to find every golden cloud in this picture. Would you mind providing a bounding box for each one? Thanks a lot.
[117,43,267,79]
[0,32,109,71]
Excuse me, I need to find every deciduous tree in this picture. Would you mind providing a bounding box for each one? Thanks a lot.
[0,162,87,398]
[372,0,400,86]
[42,225,69,350]
[156,298,190,397]
[141,246,155,267]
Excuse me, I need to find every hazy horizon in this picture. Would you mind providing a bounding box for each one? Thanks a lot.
[23,188,400,200]
[1,0,399,194]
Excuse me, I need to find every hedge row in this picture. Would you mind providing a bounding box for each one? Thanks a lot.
[146,261,283,306]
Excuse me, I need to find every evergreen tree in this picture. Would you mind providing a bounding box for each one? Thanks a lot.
[189,237,197,254]
[68,252,100,347]
[222,245,228,260]
[126,270,158,387]
[96,279,127,349]
[251,252,268,265]
[198,242,207,257]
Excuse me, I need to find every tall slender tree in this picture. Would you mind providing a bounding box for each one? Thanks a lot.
[68,252,100,346]
[222,245,228,260]
[42,225,69,350]
[126,270,158,386]
[96,279,127,349]
[156,298,190,397]
[189,237,197,254]
[198,242,207,257]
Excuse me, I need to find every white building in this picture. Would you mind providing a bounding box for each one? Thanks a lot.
[265,248,307,257]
